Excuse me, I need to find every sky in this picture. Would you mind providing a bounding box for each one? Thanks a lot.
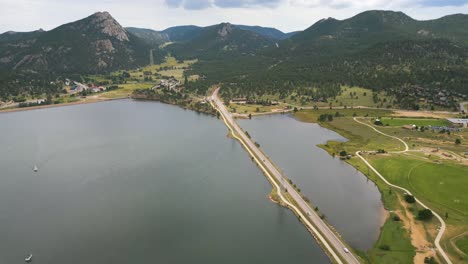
[1,0,467,33]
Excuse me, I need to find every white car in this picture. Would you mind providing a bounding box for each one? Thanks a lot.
[307,211,312,216]
[343,248,349,253]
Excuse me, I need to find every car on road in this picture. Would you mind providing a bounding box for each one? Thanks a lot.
[307,211,311,216]
[343,248,349,253]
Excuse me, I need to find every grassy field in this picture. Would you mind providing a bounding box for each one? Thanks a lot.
[109,56,197,82]
[248,86,395,108]
[380,117,450,127]
[294,109,405,153]
[369,155,468,262]
[294,108,468,263]
[367,217,415,263]
[98,83,154,99]
[369,156,468,219]
[456,236,468,256]
[334,86,395,108]
[361,118,468,154]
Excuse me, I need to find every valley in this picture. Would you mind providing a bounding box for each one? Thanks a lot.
[0,7,467,264]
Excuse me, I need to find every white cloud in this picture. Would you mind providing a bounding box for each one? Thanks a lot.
[0,0,467,33]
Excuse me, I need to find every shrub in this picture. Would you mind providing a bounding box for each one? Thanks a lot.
[379,244,390,251]
[404,194,416,203]
[418,209,434,221]
[424,256,437,264]
[393,215,401,221]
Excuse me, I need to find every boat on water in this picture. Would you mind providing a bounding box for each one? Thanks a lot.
[25,254,32,262]
[33,165,38,172]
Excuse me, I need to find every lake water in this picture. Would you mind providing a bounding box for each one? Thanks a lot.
[239,114,385,250]
[0,100,331,264]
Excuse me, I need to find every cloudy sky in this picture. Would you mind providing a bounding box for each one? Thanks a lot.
[1,0,467,33]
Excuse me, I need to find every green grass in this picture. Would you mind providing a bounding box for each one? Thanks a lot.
[294,108,393,123]
[380,117,449,127]
[369,155,468,262]
[367,217,415,264]
[99,83,154,99]
[455,235,468,255]
[369,156,468,220]
[294,109,404,154]
[294,109,468,262]
[352,117,468,154]
[335,86,395,108]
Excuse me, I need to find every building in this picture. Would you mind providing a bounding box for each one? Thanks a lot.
[447,118,468,128]
[230,98,247,104]
[402,124,416,130]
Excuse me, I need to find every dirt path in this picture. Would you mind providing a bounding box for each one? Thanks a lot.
[392,110,457,119]
[396,195,437,263]
[354,117,453,264]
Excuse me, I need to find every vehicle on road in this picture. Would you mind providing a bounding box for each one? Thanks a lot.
[344,248,349,253]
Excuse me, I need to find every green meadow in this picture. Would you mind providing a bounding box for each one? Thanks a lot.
[380,117,449,127]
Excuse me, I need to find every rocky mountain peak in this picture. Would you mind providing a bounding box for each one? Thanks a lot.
[217,23,233,38]
[87,11,129,41]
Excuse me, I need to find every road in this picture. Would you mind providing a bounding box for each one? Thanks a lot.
[210,88,361,264]
[353,117,453,264]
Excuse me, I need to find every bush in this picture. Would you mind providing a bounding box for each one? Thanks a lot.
[404,194,416,203]
[379,244,390,251]
[417,209,433,221]
[424,256,437,264]
[339,150,347,157]
[392,215,401,221]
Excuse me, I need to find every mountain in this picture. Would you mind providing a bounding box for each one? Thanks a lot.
[126,27,169,45]
[187,10,468,97]
[165,23,275,60]
[161,25,204,42]
[0,29,46,42]
[0,12,157,73]
[235,25,296,40]
[125,24,297,47]
[283,10,468,56]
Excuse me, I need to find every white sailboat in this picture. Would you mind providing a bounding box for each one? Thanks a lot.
[25,254,32,262]
[33,165,38,172]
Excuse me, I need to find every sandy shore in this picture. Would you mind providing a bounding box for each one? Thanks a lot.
[0,97,127,114]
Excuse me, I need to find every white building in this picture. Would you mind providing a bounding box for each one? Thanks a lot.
[447,118,468,128]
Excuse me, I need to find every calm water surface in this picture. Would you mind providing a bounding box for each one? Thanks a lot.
[0,100,330,264]
[239,114,385,250]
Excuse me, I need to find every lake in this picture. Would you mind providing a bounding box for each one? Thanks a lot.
[239,114,385,250]
[0,100,330,263]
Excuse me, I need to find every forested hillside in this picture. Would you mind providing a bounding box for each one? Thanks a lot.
[164,23,275,60]
[183,11,468,107]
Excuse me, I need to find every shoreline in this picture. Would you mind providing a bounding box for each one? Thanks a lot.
[292,112,456,263]
[0,97,128,114]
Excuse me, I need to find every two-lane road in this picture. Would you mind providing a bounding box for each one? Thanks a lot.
[211,88,360,264]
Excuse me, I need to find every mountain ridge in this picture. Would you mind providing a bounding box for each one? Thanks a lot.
[0,11,157,73]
